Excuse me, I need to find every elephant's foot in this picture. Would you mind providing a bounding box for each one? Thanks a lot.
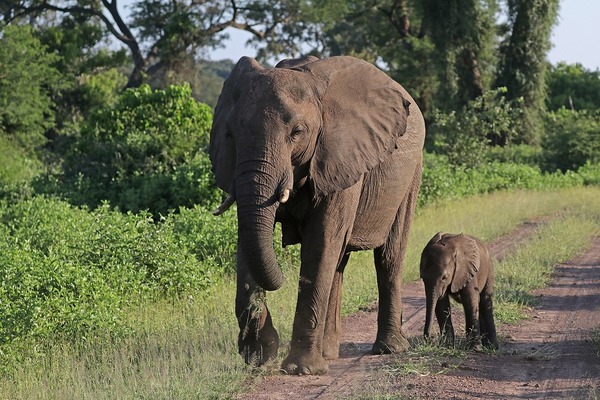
[372,332,410,354]
[238,323,280,366]
[281,351,329,375]
[481,337,499,351]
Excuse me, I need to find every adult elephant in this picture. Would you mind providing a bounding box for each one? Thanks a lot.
[209,55,425,375]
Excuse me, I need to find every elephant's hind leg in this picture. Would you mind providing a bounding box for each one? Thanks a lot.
[479,285,499,349]
[372,163,421,355]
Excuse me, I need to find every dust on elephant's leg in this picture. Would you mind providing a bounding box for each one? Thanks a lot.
[280,251,340,375]
[322,254,350,360]
[372,243,410,354]
[282,188,359,375]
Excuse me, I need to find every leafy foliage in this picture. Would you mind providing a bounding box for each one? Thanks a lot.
[60,84,219,215]
[495,0,559,144]
[0,196,222,357]
[419,152,591,207]
[546,62,600,111]
[420,0,498,110]
[0,25,59,156]
[429,88,522,167]
[542,108,600,172]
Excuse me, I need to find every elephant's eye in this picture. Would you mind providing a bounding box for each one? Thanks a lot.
[290,125,305,141]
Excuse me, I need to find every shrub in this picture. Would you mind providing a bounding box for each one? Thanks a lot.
[0,195,223,355]
[577,162,600,186]
[542,108,600,172]
[419,152,587,207]
[485,144,543,167]
[430,88,522,167]
[0,136,42,185]
[61,84,218,215]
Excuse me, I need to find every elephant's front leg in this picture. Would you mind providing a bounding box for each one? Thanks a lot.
[281,190,359,375]
[236,254,279,366]
[461,288,482,350]
[435,295,455,346]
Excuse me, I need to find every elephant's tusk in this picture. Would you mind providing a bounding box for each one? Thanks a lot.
[213,194,235,216]
[279,188,291,204]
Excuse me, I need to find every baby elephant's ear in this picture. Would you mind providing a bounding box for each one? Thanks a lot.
[450,234,480,293]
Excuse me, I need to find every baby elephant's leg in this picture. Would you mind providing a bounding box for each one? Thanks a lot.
[479,285,499,349]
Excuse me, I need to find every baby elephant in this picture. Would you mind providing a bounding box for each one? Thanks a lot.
[420,232,499,350]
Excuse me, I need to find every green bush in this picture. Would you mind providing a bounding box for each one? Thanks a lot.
[0,196,226,356]
[577,162,600,186]
[61,84,219,216]
[419,152,587,206]
[429,88,522,167]
[485,144,543,166]
[542,108,600,172]
[0,136,42,185]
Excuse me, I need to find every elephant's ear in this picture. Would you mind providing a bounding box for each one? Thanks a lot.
[275,55,319,69]
[304,56,411,197]
[447,234,480,293]
[209,57,263,193]
[426,232,444,247]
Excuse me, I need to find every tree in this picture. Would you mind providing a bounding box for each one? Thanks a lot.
[495,0,559,145]
[546,62,600,111]
[38,16,128,156]
[0,25,59,156]
[247,0,497,115]
[2,0,299,87]
[420,0,497,111]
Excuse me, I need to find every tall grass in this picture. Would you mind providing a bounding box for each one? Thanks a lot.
[1,187,599,399]
[494,198,600,323]
[1,284,247,400]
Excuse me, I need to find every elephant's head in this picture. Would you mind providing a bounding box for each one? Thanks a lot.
[420,232,480,337]
[209,56,411,291]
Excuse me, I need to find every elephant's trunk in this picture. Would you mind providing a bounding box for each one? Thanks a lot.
[424,284,437,338]
[235,167,286,291]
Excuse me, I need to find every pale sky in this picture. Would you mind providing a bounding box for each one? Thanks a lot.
[547,0,600,70]
[210,1,600,71]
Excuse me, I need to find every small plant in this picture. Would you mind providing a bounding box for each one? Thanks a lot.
[384,338,466,378]
[524,344,560,361]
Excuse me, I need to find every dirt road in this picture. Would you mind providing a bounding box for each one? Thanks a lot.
[244,222,600,399]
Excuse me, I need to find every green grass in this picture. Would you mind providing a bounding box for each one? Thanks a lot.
[494,214,599,323]
[1,187,599,399]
